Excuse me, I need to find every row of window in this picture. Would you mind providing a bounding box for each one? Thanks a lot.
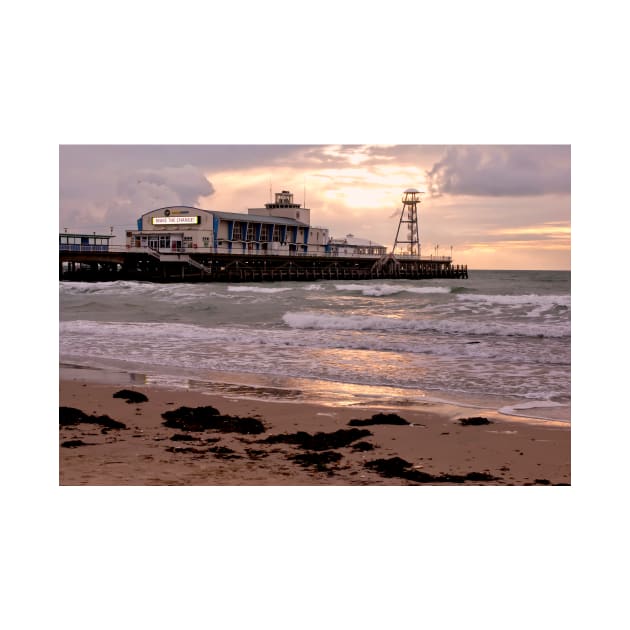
[232,224,301,242]
[60,236,110,245]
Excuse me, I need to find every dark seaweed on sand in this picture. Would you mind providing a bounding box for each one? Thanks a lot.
[61,439,88,448]
[207,445,240,459]
[262,428,371,450]
[365,457,498,484]
[348,413,410,426]
[289,450,342,472]
[59,406,127,429]
[458,417,493,426]
[161,405,266,434]
[169,433,201,442]
[113,389,148,403]
[351,441,376,451]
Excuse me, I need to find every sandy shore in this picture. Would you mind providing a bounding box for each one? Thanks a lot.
[59,378,570,486]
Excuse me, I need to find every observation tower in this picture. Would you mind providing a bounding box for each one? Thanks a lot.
[392,188,422,257]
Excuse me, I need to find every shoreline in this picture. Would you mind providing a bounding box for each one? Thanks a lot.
[59,370,571,486]
[60,361,571,427]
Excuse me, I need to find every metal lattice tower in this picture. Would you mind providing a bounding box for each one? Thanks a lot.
[392,188,422,256]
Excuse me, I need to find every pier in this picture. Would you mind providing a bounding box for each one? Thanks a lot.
[59,249,468,282]
[59,188,469,283]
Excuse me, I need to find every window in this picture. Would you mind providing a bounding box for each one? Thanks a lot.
[246,224,256,241]
[232,223,242,240]
[272,226,281,242]
[260,225,270,241]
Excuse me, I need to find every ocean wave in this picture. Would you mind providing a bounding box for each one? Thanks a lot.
[227,286,293,294]
[282,310,570,338]
[334,283,451,297]
[456,293,571,307]
[60,280,214,303]
[59,319,570,364]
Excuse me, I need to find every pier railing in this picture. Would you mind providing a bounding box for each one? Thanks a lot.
[66,243,453,263]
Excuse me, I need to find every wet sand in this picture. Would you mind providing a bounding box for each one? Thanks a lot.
[59,378,570,485]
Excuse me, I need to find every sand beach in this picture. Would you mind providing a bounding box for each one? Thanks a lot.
[59,376,570,486]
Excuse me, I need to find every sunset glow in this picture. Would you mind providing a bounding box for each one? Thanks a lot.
[59,144,571,270]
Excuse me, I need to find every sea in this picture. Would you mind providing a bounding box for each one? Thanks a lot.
[59,270,571,423]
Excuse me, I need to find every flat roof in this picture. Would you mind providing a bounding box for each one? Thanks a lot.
[330,236,385,247]
[212,211,308,227]
[59,233,114,239]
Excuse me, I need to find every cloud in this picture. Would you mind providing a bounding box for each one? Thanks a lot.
[425,145,570,197]
[60,160,215,230]
[117,165,215,207]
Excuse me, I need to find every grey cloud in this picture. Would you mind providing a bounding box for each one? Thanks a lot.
[60,145,317,172]
[117,165,215,207]
[60,160,216,231]
[425,146,570,197]
[59,145,314,230]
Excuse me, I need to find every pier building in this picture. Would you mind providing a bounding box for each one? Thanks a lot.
[59,232,114,252]
[60,188,468,282]
[329,234,387,257]
[126,190,330,256]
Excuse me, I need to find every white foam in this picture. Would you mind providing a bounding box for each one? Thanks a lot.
[227,286,292,294]
[334,283,451,297]
[282,310,570,338]
[457,293,571,307]
[499,400,569,422]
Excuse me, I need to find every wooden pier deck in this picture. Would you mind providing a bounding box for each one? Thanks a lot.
[59,250,468,282]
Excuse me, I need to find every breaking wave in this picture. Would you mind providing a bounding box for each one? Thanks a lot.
[282,311,570,338]
[227,286,293,294]
[456,293,571,307]
[334,283,451,297]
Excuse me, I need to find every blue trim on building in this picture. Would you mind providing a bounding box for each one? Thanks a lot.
[213,216,219,249]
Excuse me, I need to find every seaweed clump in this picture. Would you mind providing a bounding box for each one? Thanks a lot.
[348,413,410,426]
[289,450,342,473]
[458,417,493,426]
[61,439,88,448]
[365,457,498,484]
[161,406,266,435]
[113,389,149,403]
[262,428,371,450]
[59,406,127,430]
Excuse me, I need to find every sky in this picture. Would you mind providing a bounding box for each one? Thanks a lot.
[59,144,570,270]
